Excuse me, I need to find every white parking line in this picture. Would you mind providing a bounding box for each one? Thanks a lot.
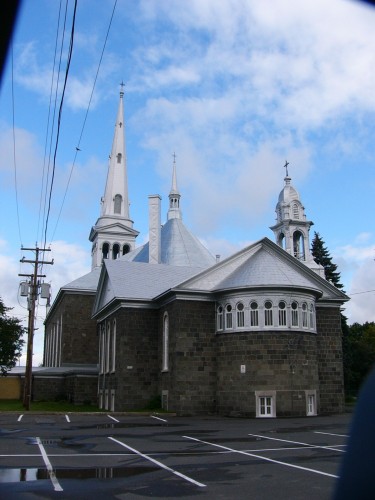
[108,436,206,487]
[151,415,168,422]
[184,435,338,479]
[248,433,346,453]
[17,415,23,422]
[314,431,348,438]
[107,415,120,422]
[65,415,70,423]
[36,437,63,492]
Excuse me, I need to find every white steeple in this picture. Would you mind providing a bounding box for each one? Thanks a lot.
[89,87,139,269]
[270,162,325,277]
[167,153,182,220]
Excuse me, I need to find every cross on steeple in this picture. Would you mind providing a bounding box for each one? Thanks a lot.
[172,151,177,164]
[283,160,290,177]
[120,81,125,96]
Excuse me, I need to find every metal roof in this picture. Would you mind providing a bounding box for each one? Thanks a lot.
[122,217,216,269]
[62,267,101,291]
[102,259,203,301]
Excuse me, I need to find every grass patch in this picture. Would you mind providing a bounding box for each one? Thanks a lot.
[0,399,100,412]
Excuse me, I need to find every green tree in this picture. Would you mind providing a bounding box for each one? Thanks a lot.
[343,322,375,395]
[0,297,25,375]
[311,232,344,289]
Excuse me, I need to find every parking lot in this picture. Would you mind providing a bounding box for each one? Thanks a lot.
[0,412,351,499]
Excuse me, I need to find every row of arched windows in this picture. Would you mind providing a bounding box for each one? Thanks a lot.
[217,299,315,332]
[102,242,130,260]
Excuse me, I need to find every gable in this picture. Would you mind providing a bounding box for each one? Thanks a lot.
[178,237,348,302]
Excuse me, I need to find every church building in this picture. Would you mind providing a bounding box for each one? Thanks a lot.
[39,90,348,417]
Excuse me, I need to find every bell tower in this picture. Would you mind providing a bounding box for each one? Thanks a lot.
[89,87,139,268]
[270,162,324,276]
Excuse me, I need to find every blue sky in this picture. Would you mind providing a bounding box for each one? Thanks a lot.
[1,0,375,365]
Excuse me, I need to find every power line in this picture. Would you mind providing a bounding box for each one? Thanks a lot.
[37,0,63,246]
[11,43,22,246]
[43,0,78,248]
[50,0,119,242]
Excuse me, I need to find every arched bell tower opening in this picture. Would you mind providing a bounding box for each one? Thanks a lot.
[277,232,286,250]
[102,242,110,260]
[293,230,305,260]
[112,243,120,260]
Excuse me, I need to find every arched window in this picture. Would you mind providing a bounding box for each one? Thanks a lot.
[250,301,259,326]
[264,301,273,326]
[114,194,122,214]
[291,301,299,326]
[293,231,305,260]
[309,303,315,329]
[162,313,169,371]
[112,243,120,260]
[116,153,122,163]
[102,242,109,260]
[278,232,286,250]
[278,301,287,326]
[217,306,223,331]
[236,302,244,328]
[277,206,282,222]
[225,304,233,329]
[302,302,308,327]
[292,203,300,219]
[111,320,116,372]
[122,244,130,255]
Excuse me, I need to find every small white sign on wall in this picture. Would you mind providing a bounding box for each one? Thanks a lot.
[240,365,246,374]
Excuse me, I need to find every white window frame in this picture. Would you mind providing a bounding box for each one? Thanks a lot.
[291,301,299,327]
[305,390,317,416]
[105,322,110,373]
[255,390,276,418]
[225,304,233,330]
[217,305,223,331]
[302,302,308,328]
[250,301,259,327]
[264,301,273,327]
[236,302,245,328]
[278,301,287,327]
[162,312,169,372]
[111,320,116,373]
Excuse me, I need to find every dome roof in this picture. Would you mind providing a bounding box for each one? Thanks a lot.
[122,217,216,269]
[278,176,300,204]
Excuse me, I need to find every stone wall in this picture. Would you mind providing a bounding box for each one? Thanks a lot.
[216,331,319,417]
[99,308,159,411]
[60,293,98,365]
[316,305,345,414]
[160,300,217,415]
[33,376,65,401]
[33,373,98,404]
[65,375,98,405]
[44,292,97,366]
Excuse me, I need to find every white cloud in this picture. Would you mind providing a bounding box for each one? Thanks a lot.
[0,240,90,367]
[334,236,375,324]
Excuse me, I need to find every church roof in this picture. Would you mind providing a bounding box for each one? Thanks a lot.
[278,176,300,204]
[93,260,202,315]
[177,237,349,302]
[122,217,216,269]
[62,267,101,292]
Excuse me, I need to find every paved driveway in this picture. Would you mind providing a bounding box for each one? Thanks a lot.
[0,412,351,499]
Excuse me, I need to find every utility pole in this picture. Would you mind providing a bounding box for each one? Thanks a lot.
[19,246,53,410]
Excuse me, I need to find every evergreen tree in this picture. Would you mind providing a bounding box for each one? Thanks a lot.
[0,297,25,375]
[311,232,344,290]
